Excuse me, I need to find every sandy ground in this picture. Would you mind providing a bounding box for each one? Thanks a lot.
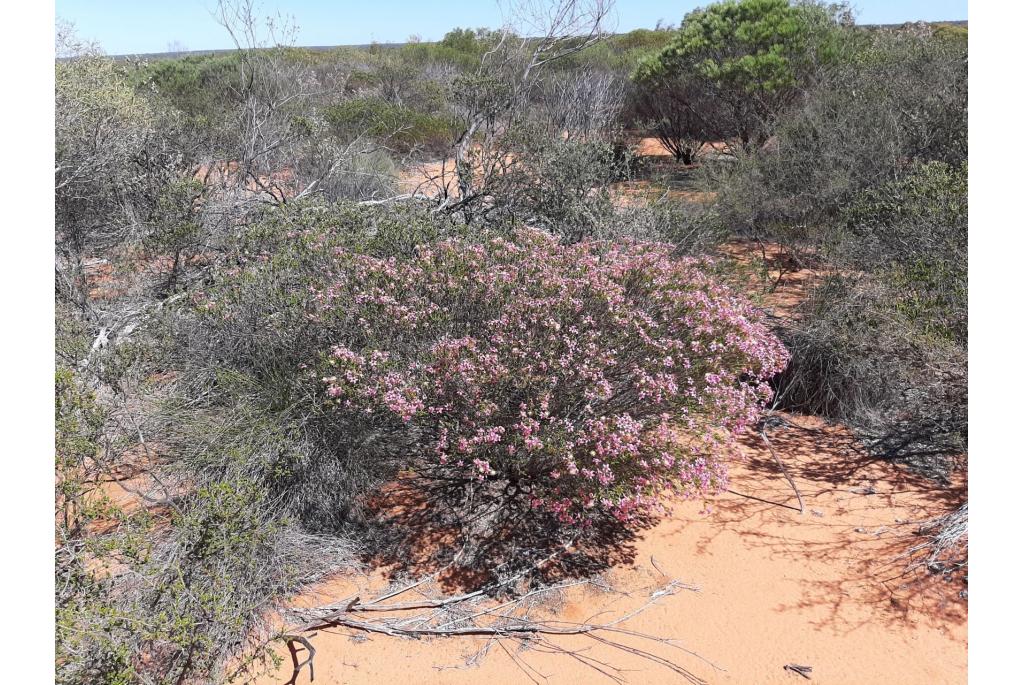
[716,240,826,322]
[76,160,965,684]
[248,415,966,685]
[397,158,458,197]
[632,138,734,160]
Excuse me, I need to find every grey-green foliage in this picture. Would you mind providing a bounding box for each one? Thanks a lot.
[323,95,457,156]
[56,36,199,314]
[56,51,156,258]
[835,161,967,345]
[698,22,970,472]
[170,201,467,526]
[484,128,632,240]
[145,179,208,293]
[778,273,966,474]
[56,395,360,685]
[710,26,967,238]
[777,162,967,470]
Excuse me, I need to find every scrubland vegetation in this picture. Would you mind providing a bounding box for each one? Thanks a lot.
[55,1,966,682]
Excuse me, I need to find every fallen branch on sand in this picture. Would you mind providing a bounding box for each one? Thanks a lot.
[898,502,968,574]
[784,663,813,679]
[282,633,316,685]
[761,416,806,514]
[285,570,719,685]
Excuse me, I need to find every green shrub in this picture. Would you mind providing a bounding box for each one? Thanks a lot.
[777,274,966,472]
[324,96,457,156]
[56,53,156,254]
[837,161,967,344]
[709,27,966,236]
[131,53,242,121]
[145,179,207,293]
[776,162,967,470]
[55,367,106,533]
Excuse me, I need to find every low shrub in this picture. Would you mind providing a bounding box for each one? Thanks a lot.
[172,202,466,525]
[463,126,639,241]
[774,160,967,471]
[200,213,787,526]
[55,367,106,533]
[291,119,401,202]
[131,53,243,121]
[777,274,966,473]
[835,161,967,345]
[312,231,786,523]
[324,96,457,156]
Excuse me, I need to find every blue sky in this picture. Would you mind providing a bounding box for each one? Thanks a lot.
[56,0,968,56]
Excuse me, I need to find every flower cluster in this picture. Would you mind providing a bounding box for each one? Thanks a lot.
[312,229,788,524]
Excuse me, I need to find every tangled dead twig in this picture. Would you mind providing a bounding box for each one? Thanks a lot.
[898,502,967,575]
[297,539,578,630]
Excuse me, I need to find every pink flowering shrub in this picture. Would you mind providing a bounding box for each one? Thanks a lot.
[308,228,788,525]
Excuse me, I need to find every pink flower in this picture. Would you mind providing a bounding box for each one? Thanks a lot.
[299,229,786,524]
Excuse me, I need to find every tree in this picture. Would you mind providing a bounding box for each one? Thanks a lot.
[442,0,612,217]
[709,25,967,234]
[55,22,164,313]
[636,0,851,151]
[212,0,397,205]
[630,72,720,163]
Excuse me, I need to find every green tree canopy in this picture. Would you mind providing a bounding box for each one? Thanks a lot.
[636,0,851,149]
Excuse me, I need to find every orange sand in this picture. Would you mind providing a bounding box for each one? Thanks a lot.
[248,415,966,685]
[632,137,734,159]
[717,240,826,322]
[396,158,459,197]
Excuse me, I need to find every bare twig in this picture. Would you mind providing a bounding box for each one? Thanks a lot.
[761,418,805,514]
[784,663,813,679]
[283,633,316,685]
[291,574,709,684]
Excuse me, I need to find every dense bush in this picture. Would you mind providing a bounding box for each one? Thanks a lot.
[778,273,966,470]
[480,130,634,239]
[173,202,464,523]
[314,232,787,523]
[693,18,968,478]
[56,51,156,258]
[324,96,457,156]
[710,27,966,236]
[55,368,106,534]
[132,53,243,121]
[56,34,203,312]
[836,161,967,344]
[196,210,787,526]
[776,161,967,469]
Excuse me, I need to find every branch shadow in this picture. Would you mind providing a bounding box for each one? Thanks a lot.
[689,416,966,634]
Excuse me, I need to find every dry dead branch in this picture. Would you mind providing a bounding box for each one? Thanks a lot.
[287,571,716,685]
[761,415,806,514]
